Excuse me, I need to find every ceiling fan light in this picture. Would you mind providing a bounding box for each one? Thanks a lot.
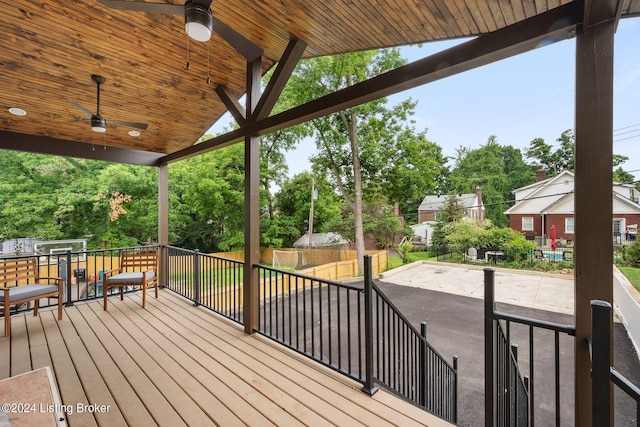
[8,107,27,116]
[184,3,213,42]
[91,116,107,133]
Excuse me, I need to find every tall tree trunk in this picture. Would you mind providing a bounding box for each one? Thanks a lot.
[343,109,365,273]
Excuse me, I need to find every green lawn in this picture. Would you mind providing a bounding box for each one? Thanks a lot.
[617,266,640,293]
[387,251,435,270]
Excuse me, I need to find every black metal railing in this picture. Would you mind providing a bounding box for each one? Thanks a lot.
[485,267,576,426]
[256,255,458,423]
[590,300,640,426]
[0,246,159,311]
[257,263,366,383]
[164,246,243,324]
[370,272,458,423]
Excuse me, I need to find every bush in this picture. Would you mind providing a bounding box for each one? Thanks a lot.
[443,217,535,262]
[622,241,640,267]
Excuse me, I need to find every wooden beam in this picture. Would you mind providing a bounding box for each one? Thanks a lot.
[215,85,246,126]
[159,2,580,164]
[158,164,169,287]
[574,1,617,425]
[0,131,163,166]
[253,38,307,121]
[243,57,262,335]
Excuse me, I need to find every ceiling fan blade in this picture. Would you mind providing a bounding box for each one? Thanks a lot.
[212,17,263,61]
[96,0,183,15]
[69,102,94,118]
[108,120,149,131]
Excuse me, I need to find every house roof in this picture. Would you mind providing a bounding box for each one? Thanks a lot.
[418,194,480,212]
[505,170,640,215]
[293,232,347,248]
[2,1,639,166]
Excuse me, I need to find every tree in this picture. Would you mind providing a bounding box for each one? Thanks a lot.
[447,136,535,226]
[430,194,464,249]
[169,144,246,252]
[273,172,342,246]
[284,49,446,271]
[526,129,637,186]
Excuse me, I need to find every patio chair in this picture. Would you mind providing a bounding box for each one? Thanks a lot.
[103,248,159,311]
[562,251,573,262]
[0,257,63,336]
[534,249,548,261]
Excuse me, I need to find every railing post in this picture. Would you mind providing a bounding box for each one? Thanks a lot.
[64,250,74,306]
[591,300,612,427]
[362,255,378,396]
[484,267,496,427]
[453,355,458,424]
[510,343,518,426]
[420,321,427,407]
[193,249,200,306]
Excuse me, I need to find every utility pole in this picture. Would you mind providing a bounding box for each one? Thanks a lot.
[308,178,317,247]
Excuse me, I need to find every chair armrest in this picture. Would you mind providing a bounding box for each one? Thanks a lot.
[103,268,120,279]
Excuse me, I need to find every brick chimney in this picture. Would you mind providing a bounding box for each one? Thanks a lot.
[537,168,547,182]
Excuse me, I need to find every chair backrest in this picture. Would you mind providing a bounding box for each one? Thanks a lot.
[0,257,39,286]
[534,249,544,259]
[119,248,158,272]
[468,247,478,259]
[562,251,573,261]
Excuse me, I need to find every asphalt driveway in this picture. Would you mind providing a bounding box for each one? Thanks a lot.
[374,262,640,426]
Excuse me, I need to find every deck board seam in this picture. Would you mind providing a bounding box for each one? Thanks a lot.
[155,290,431,426]
[145,292,403,426]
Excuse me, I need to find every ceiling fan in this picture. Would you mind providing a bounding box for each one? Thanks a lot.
[96,0,263,61]
[71,74,149,133]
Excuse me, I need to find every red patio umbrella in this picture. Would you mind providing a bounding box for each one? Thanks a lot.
[550,224,557,251]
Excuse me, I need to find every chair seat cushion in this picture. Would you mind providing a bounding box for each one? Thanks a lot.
[108,271,155,285]
[0,284,59,302]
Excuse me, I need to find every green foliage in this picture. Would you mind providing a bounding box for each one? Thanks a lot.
[273,173,342,246]
[443,217,535,260]
[397,241,413,263]
[446,136,536,227]
[621,241,640,268]
[363,212,410,249]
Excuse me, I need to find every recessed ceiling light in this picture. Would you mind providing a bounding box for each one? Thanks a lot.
[8,107,27,116]
[128,130,141,137]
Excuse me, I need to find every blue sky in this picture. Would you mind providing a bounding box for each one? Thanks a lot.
[210,18,640,181]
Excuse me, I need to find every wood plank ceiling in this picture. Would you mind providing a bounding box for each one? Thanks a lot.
[1,0,639,161]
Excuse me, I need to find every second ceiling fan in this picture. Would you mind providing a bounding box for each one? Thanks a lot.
[97,0,263,61]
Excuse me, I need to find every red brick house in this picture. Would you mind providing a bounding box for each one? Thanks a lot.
[505,170,640,245]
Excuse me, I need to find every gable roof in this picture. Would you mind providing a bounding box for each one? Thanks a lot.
[419,194,480,212]
[293,232,348,248]
[505,170,640,215]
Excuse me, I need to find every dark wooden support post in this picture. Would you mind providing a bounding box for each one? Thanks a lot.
[243,57,262,334]
[158,163,168,287]
[574,8,616,425]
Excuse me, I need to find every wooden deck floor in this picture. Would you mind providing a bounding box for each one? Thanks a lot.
[0,289,452,426]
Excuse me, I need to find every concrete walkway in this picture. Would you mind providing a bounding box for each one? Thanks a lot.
[380,260,575,315]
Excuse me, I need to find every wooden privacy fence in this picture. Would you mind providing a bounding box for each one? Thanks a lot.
[187,250,388,311]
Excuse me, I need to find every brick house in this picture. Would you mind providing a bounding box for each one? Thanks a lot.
[411,187,484,245]
[504,170,640,245]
